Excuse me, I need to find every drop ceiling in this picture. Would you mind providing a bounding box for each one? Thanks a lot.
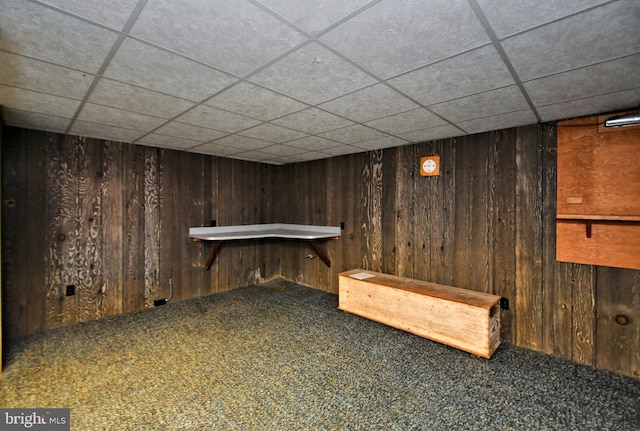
[1,0,639,165]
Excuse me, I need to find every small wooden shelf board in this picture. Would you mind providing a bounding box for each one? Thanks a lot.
[190,223,341,270]
[339,269,502,358]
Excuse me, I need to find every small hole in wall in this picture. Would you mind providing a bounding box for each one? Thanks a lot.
[66,285,76,296]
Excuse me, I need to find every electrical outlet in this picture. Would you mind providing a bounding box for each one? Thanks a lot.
[500,297,509,310]
[65,285,76,296]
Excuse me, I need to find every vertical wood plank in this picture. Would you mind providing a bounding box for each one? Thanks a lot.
[515,125,544,350]
[553,262,574,359]
[215,157,233,292]
[469,133,491,293]
[541,124,559,354]
[75,137,104,323]
[571,264,596,365]
[326,158,343,293]
[101,141,124,318]
[143,147,161,308]
[595,268,640,378]
[2,127,29,337]
[44,134,78,329]
[122,144,145,312]
[489,129,517,342]
[361,150,383,273]
[425,139,447,285]
[381,147,397,276]
[395,145,415,278]
[440,139,457,286]
[413,141,434,283]
[453,136,472,290]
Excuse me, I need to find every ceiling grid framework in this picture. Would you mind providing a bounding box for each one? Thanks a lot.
[0,0,638,164]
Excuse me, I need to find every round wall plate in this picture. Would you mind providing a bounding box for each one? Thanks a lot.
[420,156,440,176]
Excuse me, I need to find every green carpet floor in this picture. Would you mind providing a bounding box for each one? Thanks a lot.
[1,280,639,430]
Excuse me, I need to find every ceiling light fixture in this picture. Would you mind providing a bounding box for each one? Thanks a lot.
[604,112,640,128]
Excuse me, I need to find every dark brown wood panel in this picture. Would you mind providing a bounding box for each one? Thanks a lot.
[595,267,640,377]
[394,145,416,279]
[488,129,516,341]
[101,141,124,318]
[452,135,473,291]
[514,125,544,351]
[122,144,145,312]
[381,147,398,276]
[2,124,640,378]
[541,125,558,354]
[2,128,29,337]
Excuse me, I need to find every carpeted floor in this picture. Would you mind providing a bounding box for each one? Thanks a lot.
[1,280,639,430]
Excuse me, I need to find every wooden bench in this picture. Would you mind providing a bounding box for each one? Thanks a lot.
[338,269,501,358]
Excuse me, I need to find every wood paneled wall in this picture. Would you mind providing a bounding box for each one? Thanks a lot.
[1,127,269,340]
[267,124,639,379]
[2,124,639,379]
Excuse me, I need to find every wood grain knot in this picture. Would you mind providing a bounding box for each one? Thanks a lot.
[57,233,66,242]
[612,314,629,326]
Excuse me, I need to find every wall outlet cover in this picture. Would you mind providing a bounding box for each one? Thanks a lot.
[420,156,440,176]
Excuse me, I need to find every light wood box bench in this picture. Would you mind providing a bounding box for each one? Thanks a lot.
[338,269,501,358]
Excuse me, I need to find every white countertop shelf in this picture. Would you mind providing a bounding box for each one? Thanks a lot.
[189,223,341,241]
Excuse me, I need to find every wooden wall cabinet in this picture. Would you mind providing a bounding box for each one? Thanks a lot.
[556,112,640,270]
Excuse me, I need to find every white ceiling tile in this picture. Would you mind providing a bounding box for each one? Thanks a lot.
[136,133,202,150]
[388,45,515,106]
[317,124,388,144]
[70,121,146,142]
[238,123,308,143]
[476,0,609,38]
[130,0,306,76]
[205,82,308,121]
[36,0,141,30]
[320,144,366,156]
[1,108,71,133]
[0,51,94,100]
[365,108,449,135]
[208,135,273,151]
[278,151,329,163]
[524,55,640,107]
[455,110,537,134]
[257,0,372,35]
[152,121,228,142]
[0,0,118,72]
[284,136,343,151]
[0,85,80,118]
[176,106,261,133]
[318,84,419,122]
[400,124,463,143]
[255,144,307,157]
[354,136,408,151]
[503,1,640,81]
[104,38,238,102]
[536,88,640,123]
[2,0,638,164]
[77,103,166,130]
[249,42,377,105]
[88,79,196,119]
[428,86,530,123]
[189,142,246,157]
[320,0,490,78]
[232,149,284,164]
[272,108,354,134]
